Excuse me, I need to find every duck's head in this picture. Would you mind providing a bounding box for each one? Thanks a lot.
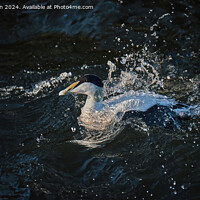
[59,74,104,102]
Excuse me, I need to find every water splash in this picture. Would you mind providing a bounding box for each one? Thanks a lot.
[68,51,200,148]
[107,60,116,82]
[0,71,72,100]
[104,52,164,98]
[69,121,125,148]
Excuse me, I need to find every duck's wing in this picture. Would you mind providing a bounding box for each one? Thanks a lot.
[105,90,174,113]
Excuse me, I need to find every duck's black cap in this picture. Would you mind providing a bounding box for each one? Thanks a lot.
[77,74,103,88]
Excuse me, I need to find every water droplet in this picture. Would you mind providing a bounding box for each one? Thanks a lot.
[173,191,177,195]
[149,9,153,14]
[120,57,127,64]
[71,127,76,132]
[181,185,185,190]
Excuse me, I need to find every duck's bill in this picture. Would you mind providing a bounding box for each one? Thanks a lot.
[59,81,80,96]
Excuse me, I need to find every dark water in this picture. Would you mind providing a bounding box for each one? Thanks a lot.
[0,0,200,199]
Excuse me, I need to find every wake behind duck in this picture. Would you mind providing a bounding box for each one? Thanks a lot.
[59,74,198,131]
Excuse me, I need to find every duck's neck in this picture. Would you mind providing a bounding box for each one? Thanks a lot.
[82,88,104,111]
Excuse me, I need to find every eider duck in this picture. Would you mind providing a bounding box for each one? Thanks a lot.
[59,74,192,130]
